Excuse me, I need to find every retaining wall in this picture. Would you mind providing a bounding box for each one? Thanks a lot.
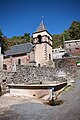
[1,65,76,85]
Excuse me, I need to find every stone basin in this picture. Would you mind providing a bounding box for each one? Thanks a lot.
[8,82,67,99]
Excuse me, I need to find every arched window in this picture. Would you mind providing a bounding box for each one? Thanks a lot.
[3,64,7,70]
[38,35,42,43]
[18,59,21,65]
[49,53,51,60]
[38,63,40,67]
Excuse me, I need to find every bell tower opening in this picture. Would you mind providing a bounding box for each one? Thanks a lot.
[38,35,42,43]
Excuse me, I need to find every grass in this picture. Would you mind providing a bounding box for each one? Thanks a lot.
[63,84,75,92]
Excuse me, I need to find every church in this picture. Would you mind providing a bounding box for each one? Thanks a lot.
[2,21,55,71]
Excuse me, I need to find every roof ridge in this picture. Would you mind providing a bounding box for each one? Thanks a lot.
[11,42,33,47]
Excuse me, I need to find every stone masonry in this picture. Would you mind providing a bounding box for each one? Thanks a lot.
[1,64,76,85]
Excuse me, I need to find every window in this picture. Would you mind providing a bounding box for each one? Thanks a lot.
[38,35,42,43]
[38,63,40,67]
[69,49,71,52]
[18,59,21,65]
[69,44,71,46]
[49,53,51,60]
[48,36,50,40]
[75,48,79,50]
[62,53,70,58]
[3,64,7,70]
[76,42,78,45]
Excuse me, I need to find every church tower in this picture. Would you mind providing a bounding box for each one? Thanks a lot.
[33,21,53,67]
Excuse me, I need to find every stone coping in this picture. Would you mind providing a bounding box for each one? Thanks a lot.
[8,82,67,91]
[8,82,66,86]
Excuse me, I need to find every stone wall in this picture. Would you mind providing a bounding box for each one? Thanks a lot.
[54,57,80,68]
[3,54,30,72]
[1,64,76,85]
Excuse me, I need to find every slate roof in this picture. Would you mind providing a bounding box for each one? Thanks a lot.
[36,21,46,32]
[4,42,34,56]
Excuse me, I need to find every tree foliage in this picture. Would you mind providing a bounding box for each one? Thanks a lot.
[62,21,80,41]
[0,29,3,38]
[52,34,63,48]
[9,33,31,46]
[52,21,80,48]
[68,21,80,40]
[0,30,6,54]
[0,31,31,53]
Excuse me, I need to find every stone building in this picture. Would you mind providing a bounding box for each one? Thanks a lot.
[52,47,66,59]
[64,39,80,52]
[3,42,35,71]
[3,21,55,71]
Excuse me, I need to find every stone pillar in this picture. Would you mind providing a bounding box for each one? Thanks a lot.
[0,54,3,71]
[12,62,16,72]
[50,87,56,100]
[0,47,1,54]
[29,50,36,66]
[10,57,16,72]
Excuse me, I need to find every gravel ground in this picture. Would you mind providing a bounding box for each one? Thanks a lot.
[0,68,80,120]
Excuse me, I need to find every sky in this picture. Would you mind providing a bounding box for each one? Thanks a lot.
[0,0,80,38]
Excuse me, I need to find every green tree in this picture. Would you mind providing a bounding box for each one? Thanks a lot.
[52,34,63,48]
[2,36,9,51]
[0,29,3,38]
[0,29,4,53]
[8,33,31,47]
[0,30,9,53]
[68,21,80,40]
[24,33,30,42]
[62,30,71,41]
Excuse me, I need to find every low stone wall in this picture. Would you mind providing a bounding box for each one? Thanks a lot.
[1,64,76,85]
[55,57,80,68]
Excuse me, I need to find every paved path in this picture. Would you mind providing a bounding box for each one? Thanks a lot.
[0,68,80,120]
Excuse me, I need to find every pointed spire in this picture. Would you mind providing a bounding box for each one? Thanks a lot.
[36,21,46,32]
